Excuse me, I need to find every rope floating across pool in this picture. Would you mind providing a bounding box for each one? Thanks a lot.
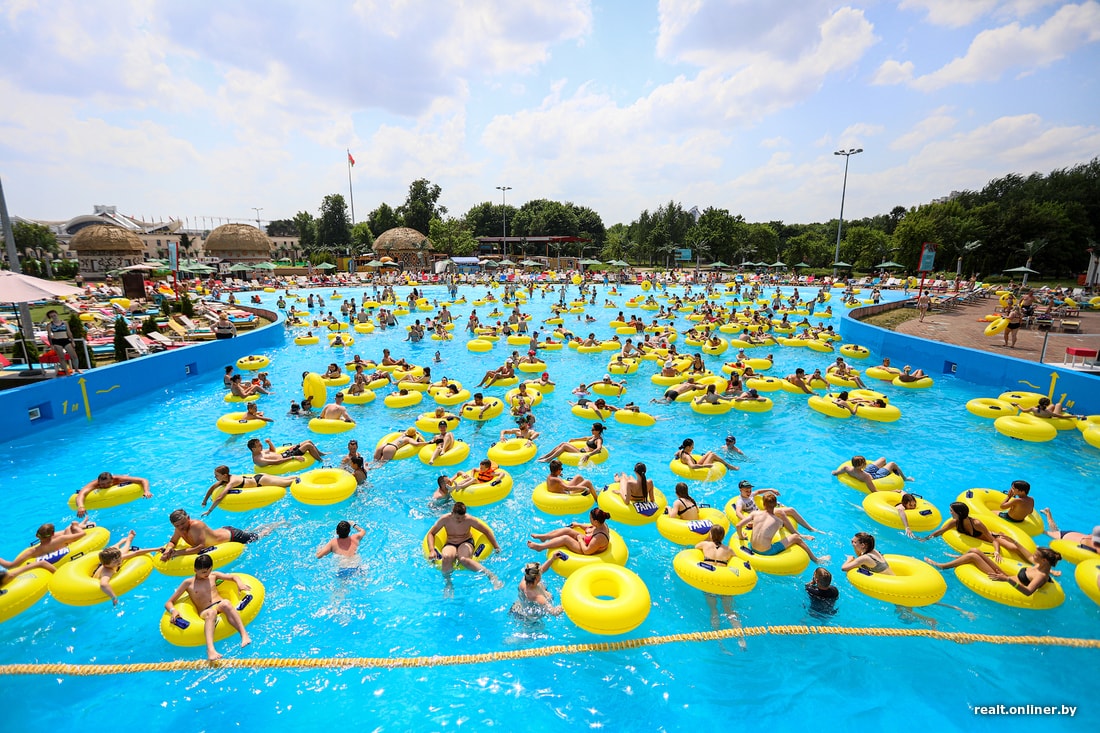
[2,626,1098,677]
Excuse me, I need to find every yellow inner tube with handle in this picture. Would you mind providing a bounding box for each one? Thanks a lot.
[673,549,757,596]
[847,555,947,607]
[159,574,265,647]
[49,552,154,606]
[560,564,650,635]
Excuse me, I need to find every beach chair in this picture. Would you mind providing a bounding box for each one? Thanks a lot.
[147,331,194,348]
[1061,320,1081,333]
[166,318,214,341]
[177,315,215,335]
[124,334,153,358]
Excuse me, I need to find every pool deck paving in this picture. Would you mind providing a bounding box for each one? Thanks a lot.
[891,294,1100,371]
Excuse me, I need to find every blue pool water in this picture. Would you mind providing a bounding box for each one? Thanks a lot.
[2,283,1097,731]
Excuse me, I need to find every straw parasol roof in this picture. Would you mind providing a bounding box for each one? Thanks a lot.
[70,224,144,253]
[204,223,272,255]
[373,227,434,253]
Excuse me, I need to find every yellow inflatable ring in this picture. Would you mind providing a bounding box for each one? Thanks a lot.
[294,335,320,346]
[997,391,1044,408]
[292,468,357,505]
[1084,426,1100,449]
[957,488,1044,536]
[558,441,609,466]
[213,484,286,512]
[966,397,1015,418]
[612,410,656,427]
[461,398,504,421]
[984,318,1008,336]
[321,373,351,387]
[308,417,356,434]
[154,542,245,576]
[834,461,904,493]
[561,564,649,635]
[384,391,423,409]
[608,360,639,375]
[808,395,852,419]
[731,527,809,576]
[839,344,870,359]
[847,555,947,607]
[327,321,349,332]
[954,557,1064,610]
[1074,560,1100,607]
[343,390,376,405]
[302,372,327,406]
[67,481,145,513]
[254,446,315,475]
[651,373,688,386]
[422,527,494,568]
[433,388,472,406]
[690,400,732,416]
[656,508,730,546]
[418,440,470,466]
[892,375,934,389]
[517,360,546,373]
[745,376,784,392]
[531,482,595,516]
[861,492,942,532]
[216,411,268,435]
[702,340,728,355]
[732,397,773,413]
[854,403,902,423]
[591,382,626,397]
[415,412,460,433]
[673,549,757,596]
[354,322,375,334]
[236,355,270,371]
[994,414,1057,442]
[397,380,430,392]
[864,366,899,381]
[0,567,51,623]
[1050,539,1100,566]
[505,388,543,407]
[487,438,538,466]
[824,373,860,389]
[597,486,667,526]
[451,469,513,507]
[160,574,264,646]
[507,335,533,346]
[49,552,153,606]
[669,457,727,482]
[467,339,495,353]
[223,393,259,403]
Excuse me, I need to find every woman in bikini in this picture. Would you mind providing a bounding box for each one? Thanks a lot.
[668,482,699,520]
[526,508,611,555]
[537,423,606,465]
[919,502,1031,560]
[616,462,654,505]
[373,427,427,464]
[674,438,738,472]
[926,546,1061,597]
[201,465,298,516]
[695,525,734,566]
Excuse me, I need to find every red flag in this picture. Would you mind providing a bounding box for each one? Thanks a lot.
[347,150,355,166]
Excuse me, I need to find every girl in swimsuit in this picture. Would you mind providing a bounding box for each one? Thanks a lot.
[91,530,159,605]
[511,558,563,617]
[675,438,738,471]
[926,547,1061,597]
[537,423,606,465]
[202,465,297,515]
[695,525,733,566]
[527,508,611,556]
[616,462,654,504]
[373,428,426,464]
[841,532,892,574]
[668,482,700,520]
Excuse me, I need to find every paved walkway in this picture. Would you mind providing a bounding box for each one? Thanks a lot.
[894,295,1100,369]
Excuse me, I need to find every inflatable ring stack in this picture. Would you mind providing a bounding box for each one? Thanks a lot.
[49,552,154,606]
[292,468,357,505]
[847,555,947,607]
[673,549,757,596]
[561,564,650,635]
[160,574,265,647]
[487,438,538,466]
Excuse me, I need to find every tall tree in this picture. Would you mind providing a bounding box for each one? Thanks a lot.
[350,222,375,256]
[367,203,402,237]
[12,221,59,276]
[266,218,298,237]
[398,178,446,235]
[429,217,478,256]
[317,194,352,254]
[464,201,516,238]
[293,211,317,253]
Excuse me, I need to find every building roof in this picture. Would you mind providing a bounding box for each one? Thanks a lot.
[204,223,272,254]
[373,227,434,252]
[69,224,145,253]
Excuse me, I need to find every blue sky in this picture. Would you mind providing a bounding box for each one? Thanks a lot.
[1,0,1098,230]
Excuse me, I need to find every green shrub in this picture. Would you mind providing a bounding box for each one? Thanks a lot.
[113,317,131,362]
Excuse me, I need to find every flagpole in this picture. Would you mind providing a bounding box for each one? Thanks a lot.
[347,149,356,225]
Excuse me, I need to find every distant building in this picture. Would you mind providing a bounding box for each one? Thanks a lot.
[68,224,145,280]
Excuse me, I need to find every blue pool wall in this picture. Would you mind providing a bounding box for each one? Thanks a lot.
[0,307,283,445]
[843,303,1099,414]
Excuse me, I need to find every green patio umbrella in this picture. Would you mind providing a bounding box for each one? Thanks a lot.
[252,262,277,270]
[520,259,543,267]
[227,263,252,272]
[498,258,517,267]
[794,262,812,268]
[313,262,337,270]
[875,261,904,269]
[479,260,499,268]
[832,261,853,268]
[768,261,787,268]
[1003,265,1039,274]
[364,260,386,267]
[607,260,630,267]
[706,261,730,268]
[579,258,603,265]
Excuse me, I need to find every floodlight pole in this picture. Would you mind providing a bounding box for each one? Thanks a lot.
[833,148,862,280]
[0,176,37,365]
[496,186,511,258]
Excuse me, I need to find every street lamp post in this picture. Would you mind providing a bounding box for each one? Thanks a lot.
[496,185,511,258]
[832,148,862,279]
[252,207,264,232]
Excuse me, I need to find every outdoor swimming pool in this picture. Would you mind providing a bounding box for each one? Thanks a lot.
[2,283,1096,731]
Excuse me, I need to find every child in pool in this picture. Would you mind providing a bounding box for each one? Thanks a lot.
[164,553,253,661]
